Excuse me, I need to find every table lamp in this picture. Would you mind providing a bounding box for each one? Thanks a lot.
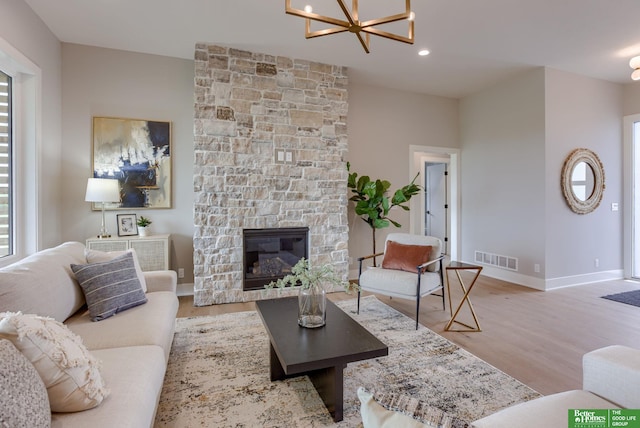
[85,178,120,238]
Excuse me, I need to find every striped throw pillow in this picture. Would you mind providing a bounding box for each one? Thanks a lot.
[71,252,147,321]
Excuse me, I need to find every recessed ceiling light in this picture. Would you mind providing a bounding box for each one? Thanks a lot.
[418,50,430,56]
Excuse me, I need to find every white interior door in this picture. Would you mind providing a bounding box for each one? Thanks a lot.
[424,162,448,252]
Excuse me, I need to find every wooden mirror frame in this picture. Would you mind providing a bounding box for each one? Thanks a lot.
[561,148,605,214]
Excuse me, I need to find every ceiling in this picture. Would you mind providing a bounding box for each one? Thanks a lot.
[23,0,640,99]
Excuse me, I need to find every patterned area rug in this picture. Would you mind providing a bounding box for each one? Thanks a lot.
[154,296,540,427]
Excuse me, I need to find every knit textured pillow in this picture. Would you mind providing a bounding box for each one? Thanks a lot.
[71,252,147,321]
[0,313,109,412]
[358,387,470,428]
[0,339,51,427]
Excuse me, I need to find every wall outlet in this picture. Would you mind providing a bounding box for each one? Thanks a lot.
[178,268,185,278]
[594,258,599,268]
[534,264,540,273]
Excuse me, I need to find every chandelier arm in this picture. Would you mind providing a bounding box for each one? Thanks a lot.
[360,12,412,28]
[286,0,350,27]
[336,0,357,26]
[305,26,350,39]
[362,26,414,44]
[354,32,371,53]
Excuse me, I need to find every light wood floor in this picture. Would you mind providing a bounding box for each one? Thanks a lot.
[177,274,640,396]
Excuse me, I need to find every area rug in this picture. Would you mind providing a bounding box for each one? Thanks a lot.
[154,296,540,427]
[602,289,640,307]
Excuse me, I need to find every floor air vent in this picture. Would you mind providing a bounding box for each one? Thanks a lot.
[474,251,518,271]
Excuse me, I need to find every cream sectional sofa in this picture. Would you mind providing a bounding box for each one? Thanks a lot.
[472,345,640,427]
[0,241,179,428]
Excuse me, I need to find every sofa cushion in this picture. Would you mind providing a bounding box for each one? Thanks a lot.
[382,241,433,273]
[0,241,87,322]
[358,387,469,428]
[0,312,109,412]
[0,339,51,428]
[85,248,147,292]
[471,390,618,428]
[51,345,167,428]
[71,252,147,321]
[65,291,178,361]
[359,267,442,297]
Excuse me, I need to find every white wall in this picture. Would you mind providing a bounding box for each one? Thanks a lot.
[623,83,640,115]
[460,67,624,289]
[346,82,459,276]
[545,68,623,286]
[0,0,62,250]
[460,68,547,285]
[60,44,195,283]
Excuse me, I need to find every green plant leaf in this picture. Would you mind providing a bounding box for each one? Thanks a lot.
[373,218,390,229]
[389,219,401,228]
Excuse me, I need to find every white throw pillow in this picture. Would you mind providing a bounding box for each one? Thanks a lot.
[358,387,469,428]
[359,387,430,428]
[85,248,147,292]
[0,312,109,412]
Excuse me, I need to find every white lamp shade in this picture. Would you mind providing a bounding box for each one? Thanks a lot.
[630,56,640,70]
[632,69,640,81]
[85,178,120,203]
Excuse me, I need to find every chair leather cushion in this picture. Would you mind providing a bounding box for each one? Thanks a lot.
[382,241,432,273]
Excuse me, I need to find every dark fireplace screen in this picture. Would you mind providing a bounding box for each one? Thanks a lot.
[243,227,309,291]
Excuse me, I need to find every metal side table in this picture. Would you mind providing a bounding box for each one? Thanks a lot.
[444,261,483,332]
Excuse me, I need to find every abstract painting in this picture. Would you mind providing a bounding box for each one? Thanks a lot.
[92,117,172,209]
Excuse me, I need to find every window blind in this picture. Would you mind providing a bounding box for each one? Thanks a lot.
[0,71,12,257]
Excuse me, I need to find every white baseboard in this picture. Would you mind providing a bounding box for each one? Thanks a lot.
[177,283,194,297]
[543,269,624,290]
[477,265,624,291]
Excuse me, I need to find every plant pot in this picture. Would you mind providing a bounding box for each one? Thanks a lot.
[298,284,327,328]
[138,226,150,237]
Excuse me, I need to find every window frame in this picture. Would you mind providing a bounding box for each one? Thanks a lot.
[0,37,41,266]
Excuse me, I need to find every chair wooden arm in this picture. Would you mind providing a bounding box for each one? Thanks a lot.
[357,252,384,262]
[417,254,445,272]
[358,252,385,276]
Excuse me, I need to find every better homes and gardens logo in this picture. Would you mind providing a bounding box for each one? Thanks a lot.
[569,410,640,428]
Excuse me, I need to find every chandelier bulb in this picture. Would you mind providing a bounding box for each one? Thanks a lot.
[304,5,313,14]
[408,11,415,21]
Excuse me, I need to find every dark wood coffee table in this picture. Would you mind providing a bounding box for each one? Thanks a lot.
[255,296,388,422]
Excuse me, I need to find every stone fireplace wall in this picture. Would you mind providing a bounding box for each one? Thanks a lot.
[193,44,349,305]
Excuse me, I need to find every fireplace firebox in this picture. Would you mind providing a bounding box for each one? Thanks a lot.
[242,227,309,291]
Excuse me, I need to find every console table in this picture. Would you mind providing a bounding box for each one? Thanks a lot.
[444,261,483,332]
[86,234,170,271]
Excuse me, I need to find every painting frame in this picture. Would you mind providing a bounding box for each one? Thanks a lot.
[92,116,172,210]
[117,214,138,237]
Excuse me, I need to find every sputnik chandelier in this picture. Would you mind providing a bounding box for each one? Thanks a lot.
[285,0,415,53]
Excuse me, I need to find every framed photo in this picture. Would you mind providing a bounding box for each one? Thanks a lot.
[92,116,172,210]
[117,214,138,236]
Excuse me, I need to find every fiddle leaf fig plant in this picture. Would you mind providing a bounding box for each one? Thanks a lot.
[347,162,422,263]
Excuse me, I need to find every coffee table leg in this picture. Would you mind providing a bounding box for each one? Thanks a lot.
[308,364,345,422]
[269,342,286,381]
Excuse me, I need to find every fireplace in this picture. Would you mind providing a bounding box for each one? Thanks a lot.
[243,227,309,291]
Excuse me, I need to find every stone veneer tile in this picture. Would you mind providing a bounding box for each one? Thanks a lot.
[193,44,349,305]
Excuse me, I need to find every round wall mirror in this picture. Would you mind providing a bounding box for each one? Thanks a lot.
[561,148,605,214]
